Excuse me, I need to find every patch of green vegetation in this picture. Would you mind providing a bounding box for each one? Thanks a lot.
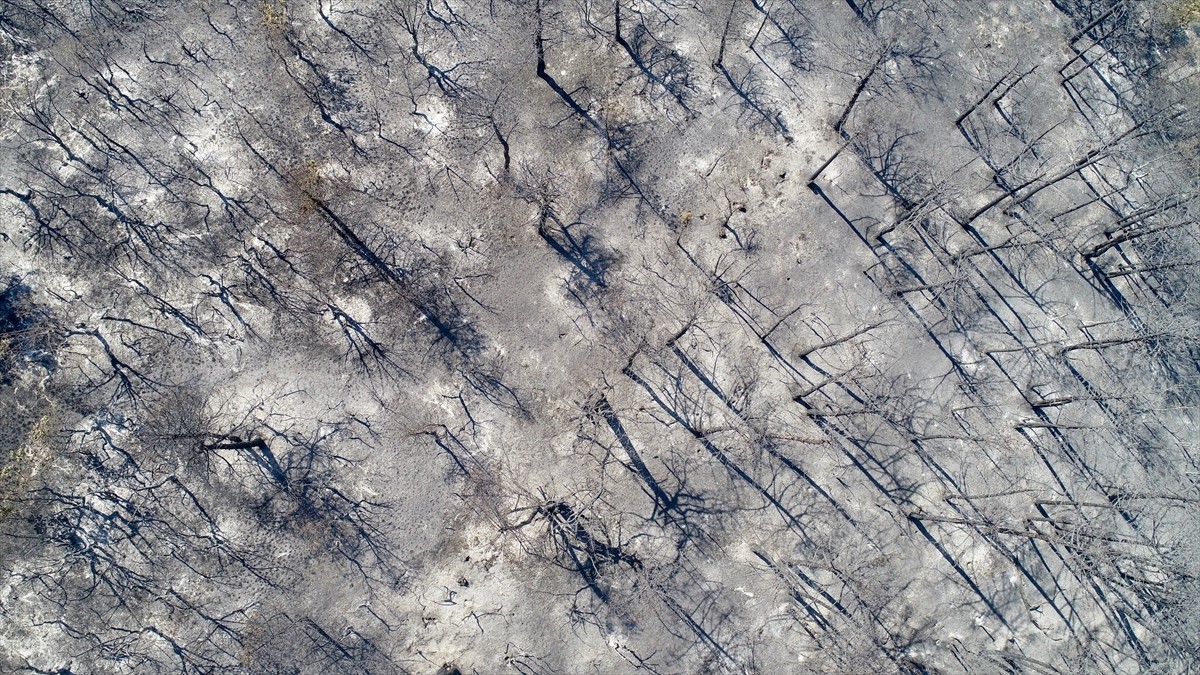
[296,158,323,212]
[0,412,53,520]
[1171,0,1200,25]
[260,0,289,33]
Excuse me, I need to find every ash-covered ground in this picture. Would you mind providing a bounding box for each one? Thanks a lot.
[1,1,1199,673]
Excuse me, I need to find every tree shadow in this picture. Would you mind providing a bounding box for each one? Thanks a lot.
[506,495,643,604]
[592,396,719,554]
[537,208,620,302]
[0,275,55,381]
[615,5,696,115]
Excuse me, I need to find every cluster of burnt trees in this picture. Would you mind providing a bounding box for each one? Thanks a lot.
[0,0,1198,672]
[0,1,498,671]
[802,1,1200,670]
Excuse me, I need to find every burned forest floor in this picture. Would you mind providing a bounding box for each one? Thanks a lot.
[2,0,1200,673]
